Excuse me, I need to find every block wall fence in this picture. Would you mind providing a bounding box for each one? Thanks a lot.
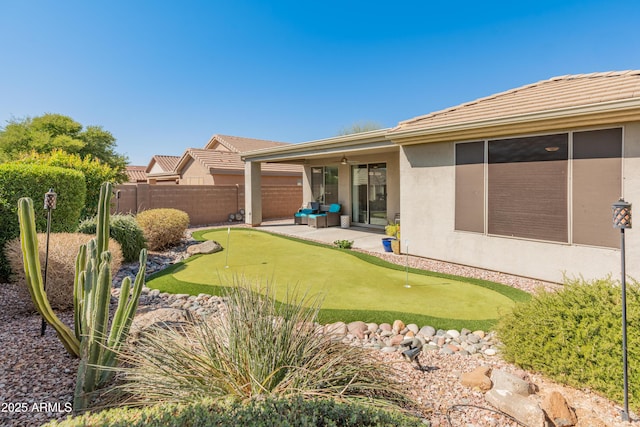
[114,183,302,226]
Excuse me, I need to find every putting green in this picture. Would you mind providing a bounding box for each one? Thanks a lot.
[158,228,517,321]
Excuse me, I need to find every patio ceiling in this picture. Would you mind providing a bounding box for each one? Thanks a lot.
[241,128,399,164]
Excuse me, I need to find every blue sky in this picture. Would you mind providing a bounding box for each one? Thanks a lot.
[1,0,638,166]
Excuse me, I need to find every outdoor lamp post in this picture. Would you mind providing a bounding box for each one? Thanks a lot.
[612,198,631,421]
[41,188,57,336]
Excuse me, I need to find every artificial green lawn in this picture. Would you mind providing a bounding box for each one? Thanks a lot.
[147,228,531,330]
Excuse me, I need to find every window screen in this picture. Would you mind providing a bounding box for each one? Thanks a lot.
[572,128,622,248]
[455,142,485,232]
[488,134,568,242]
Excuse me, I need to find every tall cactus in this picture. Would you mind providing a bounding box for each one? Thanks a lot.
[73,182,147,410]
[17,182,147,411]
[17,197,80,357]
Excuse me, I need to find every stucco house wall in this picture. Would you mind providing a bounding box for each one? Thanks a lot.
[400,123,640,283]
[179,158,215,185]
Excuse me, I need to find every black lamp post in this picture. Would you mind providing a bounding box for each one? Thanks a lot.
[612,198,631,421]
[41,188,57,336]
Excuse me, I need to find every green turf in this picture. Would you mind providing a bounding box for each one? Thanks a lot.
[147,228,531,330]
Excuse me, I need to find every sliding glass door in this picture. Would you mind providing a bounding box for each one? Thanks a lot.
[311,166,338,204]
[351,163,386,226]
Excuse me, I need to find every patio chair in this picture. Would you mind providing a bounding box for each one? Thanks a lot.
[294,202,320,225]
[307,204,341,228]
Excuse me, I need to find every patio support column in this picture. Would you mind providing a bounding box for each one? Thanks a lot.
[245,160,262,226]
[302,164,313,203]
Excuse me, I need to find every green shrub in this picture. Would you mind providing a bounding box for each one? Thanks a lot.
[333,239,354,249]
[0,163,85,280]
[4,233,122,311]
[111,280,413,411]
[495,276,640,411]
[78,214,146,262]
[15,149,125,219]
[135,208,189,251]
[44,396,425,426]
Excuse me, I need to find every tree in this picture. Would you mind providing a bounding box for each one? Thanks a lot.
[0,113,128,172]
[337,121,383,136]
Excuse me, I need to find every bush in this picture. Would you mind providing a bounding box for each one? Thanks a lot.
[78,214,146,262]
[136,208,189,251]
[495,276,640,411]
[4,233,122,311]
[43,396,425,426]
[15,149,125,219]
[111,280,413,410]
[0,163,85,280]
[333,239,354,249]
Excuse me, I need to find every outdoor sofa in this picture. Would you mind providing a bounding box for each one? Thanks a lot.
[308,203,341,228]
[294,202,320,225]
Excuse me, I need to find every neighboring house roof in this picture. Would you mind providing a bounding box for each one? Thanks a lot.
[389,70,640,143]
[204,134,290,153]
[125,166,147,183]
[145,155,181,174]
[177,148,302,175]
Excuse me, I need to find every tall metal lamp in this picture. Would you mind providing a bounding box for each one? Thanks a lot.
[612,198,631,421]
[41,188,57,336]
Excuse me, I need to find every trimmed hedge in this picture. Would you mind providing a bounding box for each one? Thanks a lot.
[495,276,640,411]
[15,149,125,219]
[43,396,425,427]
[0,163,85,280]
[136,208,189,251]
[78,214,146,262]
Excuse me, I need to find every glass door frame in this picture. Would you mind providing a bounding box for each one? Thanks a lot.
[351,162,387,227]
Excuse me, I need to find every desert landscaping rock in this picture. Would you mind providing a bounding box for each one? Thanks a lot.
[542,391,578,427]
[485,388,546,427]
[186,240,222,255]
[460,366,493,391]
[491,369,534,397]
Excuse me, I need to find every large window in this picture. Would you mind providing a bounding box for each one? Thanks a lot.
[455,128,622,248]
[488,133,568,242]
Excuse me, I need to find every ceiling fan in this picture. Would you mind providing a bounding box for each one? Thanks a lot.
[339,156,361,165]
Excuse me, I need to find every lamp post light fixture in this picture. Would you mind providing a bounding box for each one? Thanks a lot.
[612,198,631,422]
[41,188,57,336]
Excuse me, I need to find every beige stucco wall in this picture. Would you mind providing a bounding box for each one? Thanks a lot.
[400,123,640,283]
[179,158,214,185]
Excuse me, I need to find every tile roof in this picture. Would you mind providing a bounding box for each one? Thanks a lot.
[125,166,147,183]
[391,71,640,135]
[147,155,180,173]
[205,134,290,152]
[182,149,302,174]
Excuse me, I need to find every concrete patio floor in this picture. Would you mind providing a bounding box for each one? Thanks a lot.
[257,219,387,253]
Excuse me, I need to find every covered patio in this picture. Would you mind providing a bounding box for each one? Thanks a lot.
[242,129,400,230]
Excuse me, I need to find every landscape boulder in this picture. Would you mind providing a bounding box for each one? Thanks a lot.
[485,388,546,427]
[186,240,222,255]
[460,366,493,391]
[491,369,535,396]
[129,307,190,340]
[542,391,578,427]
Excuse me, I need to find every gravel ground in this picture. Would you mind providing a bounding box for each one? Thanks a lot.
[0,230,634,427]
